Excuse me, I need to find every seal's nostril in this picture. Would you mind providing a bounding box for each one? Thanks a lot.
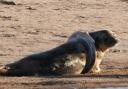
[115,38,119,43]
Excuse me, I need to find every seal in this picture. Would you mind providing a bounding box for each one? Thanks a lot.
[0,31,96,76]
[89,30,118,73]
[0,30,118,76]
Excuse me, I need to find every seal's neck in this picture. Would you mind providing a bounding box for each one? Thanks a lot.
[89,32,100,50]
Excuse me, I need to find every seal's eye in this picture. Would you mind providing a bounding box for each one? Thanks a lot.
[105,38,109,42]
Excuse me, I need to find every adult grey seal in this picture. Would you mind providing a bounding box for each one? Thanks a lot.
[0,31,96,76]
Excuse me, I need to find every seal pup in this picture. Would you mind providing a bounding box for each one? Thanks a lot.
[89,30,118,73]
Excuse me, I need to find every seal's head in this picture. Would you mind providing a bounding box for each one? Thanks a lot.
[89,30,118,51]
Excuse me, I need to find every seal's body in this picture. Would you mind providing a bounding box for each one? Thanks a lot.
[0,31,95,76]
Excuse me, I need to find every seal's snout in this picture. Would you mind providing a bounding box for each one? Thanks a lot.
[112,37,118,44]
[115,38,118,44]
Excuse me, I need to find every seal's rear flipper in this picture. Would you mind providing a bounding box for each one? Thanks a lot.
[0,65,32,76]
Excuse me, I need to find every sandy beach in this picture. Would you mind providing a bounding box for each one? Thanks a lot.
[0,0,128,89]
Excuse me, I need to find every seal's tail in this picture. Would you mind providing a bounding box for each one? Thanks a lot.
[0,66,7,76]
[0,66,11,76]
[0,66,31,76]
